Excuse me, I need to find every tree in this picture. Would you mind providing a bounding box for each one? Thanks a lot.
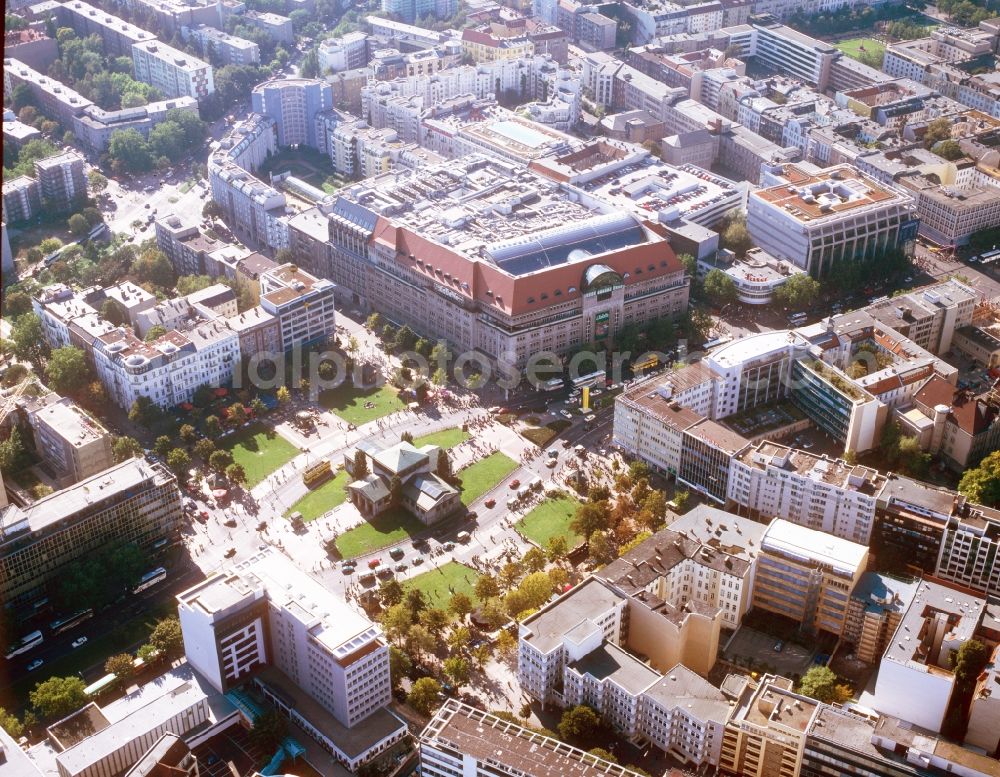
[204,415,222,438]
[408,677,443,715]
[379,578,404,607]
[275,386,290,405]
[129,395,162,426]
[959,451,1000,507]
[394,324,417,352]
[720,211,752,257]
[148,617,183,656]
[499,561,523,590]
[30,676,88,719]
[112,435,143,463]
[0,707,24,739]
[420,607,450,634]
[3,290,33,320]
[571,501,611,539]
[558,705,601,744]
[478,598,509,630]
[44,346,88,396]
[389,474,403,506]
[588,530,617,565]
[144,325,166,342]
[209,449,233,473]
[475,576,500,601]
[224,461,246,485]
[704,269,737,305]
[352,449,369,477]
[152,435,172,457]
[447,625,471,652]
[443,656,470,688]
[546,535,569,563]
[105,653,135,688]
[194,438,215,461]
[12,312,48,369]
[588,748,618,764]
[382,603,415,644]
[202,200,224,220]
[516,571,554,611]
[179,424,197,444]
[389,645,411,688]
[923,117,951,148]
[0,427,28,473]
[67,213,89,237]
[522,546,547,573]
[249,710,288,752]
[108,128,153,173]
[496,629,517,657]
[404,588,427,617]
[449,592,473,620]
[932,139,964,161]
[407,624,436,659]
[773,273,820,311]
[300,47,320,77]
[798,666,851,704]
[228,402,247,425]
[366,312,384,332]
[134,248,175,289]
[166,448,191,479]
[88,170,108,193]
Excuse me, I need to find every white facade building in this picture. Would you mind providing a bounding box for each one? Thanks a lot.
[727,442,885,545]
[258,263,336,351]
[131,40,214,101]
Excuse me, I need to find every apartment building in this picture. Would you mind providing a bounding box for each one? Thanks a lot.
[753,519,869,636]
[614,379,708,477]
[1,175,41,223]
[378,0,456,24]
[34,150,86,213]
[131,40,214,101]
[251,78,333,149]
[317,31,368,73]
[0,458,182,613]
[721,675,818,777]
[461,27,534,63]
[56,0,155,57]
[727,442,885,544]
[188,25,260,66]
[177,550,407,770]
[243,11,294,44]
[258,263,336,351]
[863,278,976,357]
[966,646,1000,756]
[72,96,200,153]
[899,175,1000,248]
[843,572,919,664]
[3,28,58,72]
[601,505,767,630]
[419,701,645,777]
[747,163,918,277]
[751,20,838,91]
[27,396,114,486]
[3,58,93,126]
[872,578,993,732]
[155,215,232,276]
[329,156,689,368]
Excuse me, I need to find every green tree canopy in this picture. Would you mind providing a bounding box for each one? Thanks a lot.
[45,346,89,395]
[798,665,851,704]
[407,677,443,716]
[703,268,737,305]
[30,676,88,719]
[558,705,601,744]
[773,273,820,311]
[958,451,1000,507]
[107,128,153,173]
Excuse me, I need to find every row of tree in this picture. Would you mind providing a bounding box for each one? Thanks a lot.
[104,109,207,175]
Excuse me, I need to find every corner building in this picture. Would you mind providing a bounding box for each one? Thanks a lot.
[305,156,689,367]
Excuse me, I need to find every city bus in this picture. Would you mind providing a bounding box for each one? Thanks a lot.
[132,567,167,595]
[50,609,94,635]
[4,630,43,660]
[979,248,1000,266]
[571,370,606,389]
[633,354,659,372]
[538,377,564,392]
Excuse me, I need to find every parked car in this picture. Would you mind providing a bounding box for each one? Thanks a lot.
[71,637,88,649]
[509,479,521,489]
[368,558,381,569]
[484,499,496,508]
[773,641,784,653]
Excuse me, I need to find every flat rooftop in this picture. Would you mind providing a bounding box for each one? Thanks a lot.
[344,156,648,272]
[740,442,884,492]
[882,578,987,666]
[761,519,868,576]
[732,676,819,732]
[462,115,575,160]
[642,664,731,722]
[0,459,172,542]
[850,572,919,616]
[707,329,796,369]
[421,700,645,777]
[521,578,624,653]
[878,474,961,518]
[753,164,908,223]
[31,399,109,448]
[567,642,661,695]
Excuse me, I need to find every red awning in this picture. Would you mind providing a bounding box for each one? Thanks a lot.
[214,387,228,397]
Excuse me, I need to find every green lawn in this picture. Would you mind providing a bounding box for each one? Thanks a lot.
[319,384,404,426]
[402,561,482,608]
[835,37,885,63]
[516,496,583,549]
[221,423,298,487]
[413,428,470,449]
[335,507,426,559]
[284,469,350,522]
[458,452,518,506]
[2,601,175,709]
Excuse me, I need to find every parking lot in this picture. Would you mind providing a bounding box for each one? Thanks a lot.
[722,627,817,679]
